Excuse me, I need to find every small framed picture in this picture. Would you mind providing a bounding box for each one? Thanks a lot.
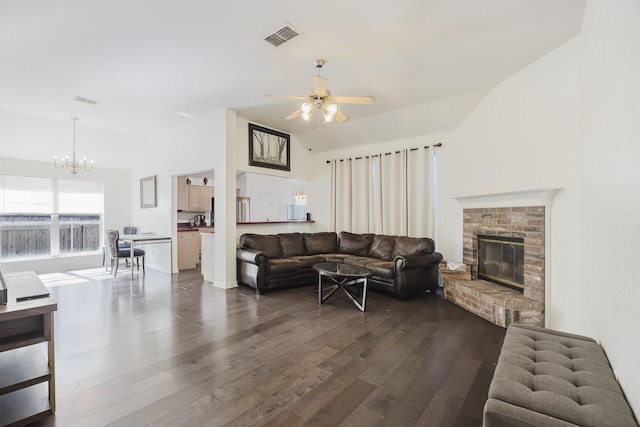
[248,123,290,171]
[140,175,157,208]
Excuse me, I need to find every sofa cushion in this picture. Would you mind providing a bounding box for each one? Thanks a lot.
[393,236,434,258]
[269,258,302,274]
[365,260,394,279]
[279,233,307,257]
[338,232,374,256]
[342,255,378,268]
[303,232,338,255]
[240,234,282,259]
[368,235,396,261]
[289,255,326,268]
[323,254,347,263]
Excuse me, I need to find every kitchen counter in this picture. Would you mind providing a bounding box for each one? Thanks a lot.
[177,225,213,232]
[237,220,314,225]
[180,222,310,229]
[235,220,316,237]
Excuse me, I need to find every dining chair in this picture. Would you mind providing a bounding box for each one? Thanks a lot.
[105,229,145,276]
[119,226,137,266]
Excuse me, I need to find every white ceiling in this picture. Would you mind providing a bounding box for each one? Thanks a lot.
[0,0,585,153]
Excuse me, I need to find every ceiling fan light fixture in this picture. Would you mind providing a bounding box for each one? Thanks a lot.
[267,58,375,129]
[323,103,337,122]
[301,102,313,114]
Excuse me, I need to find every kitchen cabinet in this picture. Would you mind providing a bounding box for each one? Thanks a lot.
[187,186,213,211]
[177,177,212,212]
[177,231,199,270]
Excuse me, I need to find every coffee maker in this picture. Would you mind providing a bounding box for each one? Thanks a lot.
[194,215,206,226]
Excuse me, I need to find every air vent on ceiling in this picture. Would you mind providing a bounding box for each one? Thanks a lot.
[73,96,99,105]
[265,22,301,47]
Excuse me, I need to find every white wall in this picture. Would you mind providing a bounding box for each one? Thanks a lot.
[578,0,640,414]
[439,0,640,414]
[0,109,147,169]
[439,34,584,331]
[0,157,131,274]
[129,111,228,273]
[128,112,316,278]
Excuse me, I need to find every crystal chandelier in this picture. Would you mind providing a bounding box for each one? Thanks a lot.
[54,116,93,175]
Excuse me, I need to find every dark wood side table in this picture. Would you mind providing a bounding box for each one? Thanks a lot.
[0,271,57,427]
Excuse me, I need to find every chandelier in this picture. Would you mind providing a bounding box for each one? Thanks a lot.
[54,116,93,175]
[294,181,307,201]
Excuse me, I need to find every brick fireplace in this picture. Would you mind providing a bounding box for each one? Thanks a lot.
[444,190,558,328]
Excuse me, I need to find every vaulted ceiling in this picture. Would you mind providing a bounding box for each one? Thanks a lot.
[0,0,585,153]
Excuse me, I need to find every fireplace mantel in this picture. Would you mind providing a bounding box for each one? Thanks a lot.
[453,188,561,209]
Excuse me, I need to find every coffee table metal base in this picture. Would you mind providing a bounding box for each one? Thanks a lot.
[318,274,368,312]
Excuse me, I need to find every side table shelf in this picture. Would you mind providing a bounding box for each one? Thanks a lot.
[0,271,57,427]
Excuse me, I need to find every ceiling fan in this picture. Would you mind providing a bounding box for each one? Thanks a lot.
[264,59,375,125]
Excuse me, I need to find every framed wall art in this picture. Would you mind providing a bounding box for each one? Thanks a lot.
[140,175,157,208]
[248,123,290,171]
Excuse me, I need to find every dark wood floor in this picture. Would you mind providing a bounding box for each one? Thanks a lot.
[32,267,505,427]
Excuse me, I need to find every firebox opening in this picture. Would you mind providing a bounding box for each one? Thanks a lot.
[477,235,524,292]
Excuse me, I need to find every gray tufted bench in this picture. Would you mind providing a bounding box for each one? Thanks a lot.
[484,324,638,427]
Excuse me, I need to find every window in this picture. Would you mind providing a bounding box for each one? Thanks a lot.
[0,175,103,259]
[0,214,52,257]
[58,214,101,254]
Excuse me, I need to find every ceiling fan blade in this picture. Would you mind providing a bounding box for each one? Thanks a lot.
[264,94,308,100]
[332,95,376,104]
[285,109,302,120]
[313,76,328,96]
[334,110,349,123]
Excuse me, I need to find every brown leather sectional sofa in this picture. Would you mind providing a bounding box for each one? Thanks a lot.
[236,231,443,298]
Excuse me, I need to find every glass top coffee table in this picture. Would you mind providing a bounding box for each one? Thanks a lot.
[313,262,372,312]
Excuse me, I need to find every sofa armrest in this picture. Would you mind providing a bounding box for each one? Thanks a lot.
[394,252,443,269]
[393,252,443,296]
[237,248,269,265]
[237,248,270,294]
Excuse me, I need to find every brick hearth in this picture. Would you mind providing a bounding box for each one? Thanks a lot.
[444,206,546,327]
[444,279,543,327]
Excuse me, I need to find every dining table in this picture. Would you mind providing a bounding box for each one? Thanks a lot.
[119,233,172,278]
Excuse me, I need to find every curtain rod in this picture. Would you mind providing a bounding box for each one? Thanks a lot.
[325,143,442,163]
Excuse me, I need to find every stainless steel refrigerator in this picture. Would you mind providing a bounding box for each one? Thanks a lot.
[236,197,250,222]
